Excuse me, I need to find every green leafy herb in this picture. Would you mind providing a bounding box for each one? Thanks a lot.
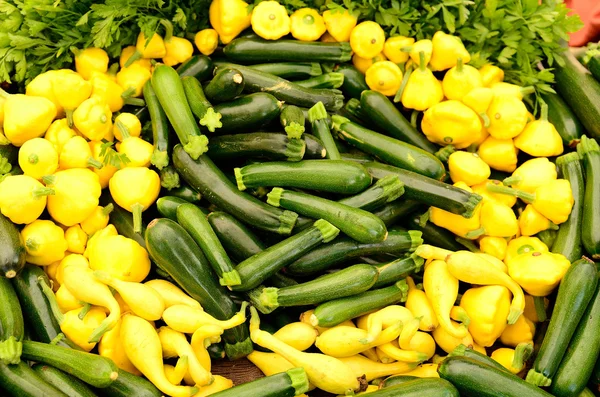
[99,141,131,169]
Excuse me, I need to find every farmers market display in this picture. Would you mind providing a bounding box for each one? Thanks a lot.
[0,0,599,396]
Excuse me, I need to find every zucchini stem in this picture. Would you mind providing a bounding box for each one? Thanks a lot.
[151,149,170,170]
[183,135,209,160]
[199,107,223,133]
[0,336,22,365]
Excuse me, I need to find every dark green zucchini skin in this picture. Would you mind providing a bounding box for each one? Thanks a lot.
[156,196,189,221]
[249,62,322,80]
[207,367,308,397]
[204,67,245,103]
[207,133,306,162]
[369,378,459,397]
[302,134,327,159]
[373,255,423,288]
[0,144,18,165]
[541,92,583,147]
[578,136,600,259]
[213,93,282,134]
[373,200,423,226]
[0,361,68,397]
[405,213,463,251]
[176,55,214,81]
[0,212,25,278]
[334,64,369,100]
[95,369,162,397]
[32,364,98,397]
[207,211,266,262]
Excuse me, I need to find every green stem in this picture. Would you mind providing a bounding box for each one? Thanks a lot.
[31,187,55,199]
[87,157,104,169]
[486,183,535,202]
[479,112,491,128]
[419,51,426,72]
[199,108,223,133]
[50,333,65,345]
[115,120,130,140]
[0,337,22,365]
[520,86,535,97]
[464,227,485,239]
[307,101,327,122]
[121,86,137,100]
[456,58,464,73]
[130,202,144,234]
[533,296,547,322]
[502,175,522,186]
[102,203,114,216]
[66,109,75,128]
[410,110,419,128]
[435,145,455,162]
[123,97,146,107]
[151,149,169,170]
[160,19,174,43]
[38,276,64,325]
[394,64,413,103]
[123,51,143,68]
[512,342,533,371]
[539,102,548,122]
[455,237,481,252]
[183,135,209,160]
[78,303,91,320]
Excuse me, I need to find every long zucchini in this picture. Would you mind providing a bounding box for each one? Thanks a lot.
[280,105,306,139]
[143,81,170,170]
[213,92,282,134]
[373,255,424,289]
[334,64,369,100]
[302,134,327,159]
[0,277,23,364]
[337,174,404,211]
[577,136,600,259]
[207,211,266,262]
[176,55,213,81]
[526,257,598,386]
[308,101,341,160]
[249,62,322,79]
[370,378,459,397]
[95,369,162,397]
[209,367,308,397]
[181,75,223,133]
[373,200,423,226]
[32,364,98,397]
[145,218,252,359]
[295,73,344,89]
[207,133,305,162]
[0,212,25,279]
[0,361,67,397]
[173,145,298,235]
[204,67,245,103]
[541,92,583,147]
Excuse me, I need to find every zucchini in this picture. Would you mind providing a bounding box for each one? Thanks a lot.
[286,229,422,276]
[11,264,79,349]
[365,161,482,217]
[176,55,213,81]
[143,81,170,170]
[213,92,282,134]
[177,203,241,287]
[208,133,306,162]
[551,279,600,396]
[0,144,18,167]
[439,356,552,397]
[302,134,327,159]
[0,277,23,364]
[332,115,446,180]
[250,263,379,313]
[181,75,223,133]
[280,105,305,139]
[551,152,585,262]
[360,90,438,154]
[151,65,208,159]
[156,196,188,221]
[268,272,298,288]
[32,364,97,397]
[334,64,369,100]
[448,344,509,373]
[159,165,180,190]
[235,160,371,195]
[378,375,418,388]
[405,213,464,251]
[209,367,308,397]
[145,218,252,359]
[267,188,387,244]
[337,174,404,211]
[232,219,339,292]
[0,212,25,278]
[526,257,598,386]
[295,73,344,89]
[587,55,600,85]
[373,254,424,289]
[168,185,202,204]
[577,136,600,259]
[173,145,298,235]
[0,361,67,397]
[215,62,345,111]
[207,343,226,361]
[340,152,374,164]
[308,101,341,160]
[21,340,118,388]
[368,378,459,397]
[554,51,600,140]
[204,67,245,103]
[591,358,600,393]
[541,92,583,147]
[223,37,352,63]
[95,369,161,397]
[207,211,266,262]
[249,62,322,79]
[373,200,423,226]
[309,280,409,327]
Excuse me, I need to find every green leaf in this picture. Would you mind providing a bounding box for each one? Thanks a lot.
[441,6,456,33]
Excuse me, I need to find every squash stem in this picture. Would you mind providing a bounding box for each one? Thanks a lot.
[37,276,65,325]
[183,135,209,160]
[0,337,22,365]
[455,237,481,253]
[539,102,548,122]
[102,203,114,216]
[485,183,535,202]
[130,202,144,234]
[502,175,521,186]
[65,109,75,128]
[394,64,413,103]
[87,157,104,169]
[512,342,533,371]
[124,97,146,107]
[199,107,223,133]
[78,303,91,320]
[418,51,426,72]
[32,187,55,199]
[456,58,464,73]
[151,149,169,170]
[123,50,143,68]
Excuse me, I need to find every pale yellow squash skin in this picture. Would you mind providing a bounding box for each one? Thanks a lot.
[338,355,417,382]
[273,322,318,352]
[190,325,225,373]
[403,363,440,378]
[162,302,248,333]
[158,326,212,387]
[144,279,202,309]
[315,322,402,358]
[193,375,234,396]
[405,277,438,331]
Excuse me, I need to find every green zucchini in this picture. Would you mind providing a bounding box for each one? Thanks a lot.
[249,62,322,79]
[334,64,369,100]
[308,101,341,160]
[210,367,308,397]
[332,115,446,180]
[369,378,459,397]
[0,212,25,279]
[0,277,23,364]
[250,264,379,313]
[340,152,374,164]
[21,340,118,388]
[360,90,438,153]
[0,361,67,397]
[207,211,266,262]
[577,136,600,259]
[156,196,188,221]
[267,188,387,244]
[232,219,339,292]
[587,55,600,85]
[177,203,241,287]
[223,37,352,63]
[11,264,79,349]
[526,257,598,386]
[551,152,585,262]
[448,344,509,373]
[365,161,482,217]
[32,364,97,397]
[214,62,345,111]
[268,272,298,288]
[295,73,344,89]
[302,134,327,159]
[280,105,305,139]
[168,185,202,204]
[337,174,404,211]
[373,200,423,226]
[181,75,223,133]
[145,218,252,359]
[440,356,552,397]
[235,160,371,195]
[373,254,424,289]
[551,279,600,396]
[378,375,418,388]
[554,51,600,140]
[405,213,463,251]
[309,280,409,327]
[213,92,282,134]
[286,229,422,276]
[541,92,583,147]
[95,369,161,397]
[159,165,180,190]
[151,65,209,159]
[204,68,245,103]
[591,358,600,393]
[0,144,18,172]
[208,133,305,162]
[176,55,213,81]
[143,81,170,170]
[207,343,226,361]
[173,145,298,235]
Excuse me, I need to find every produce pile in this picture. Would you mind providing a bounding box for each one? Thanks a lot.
[0,0,598,397]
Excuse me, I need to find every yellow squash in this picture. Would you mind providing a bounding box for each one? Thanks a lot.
[479,236,508,260]
[164,358,189,386]
[120,314,198,397]
[500,314,536,347]
[477,136,519,172]
[74,47,109,80]
[376,341,429,364]
[514,103,563,156]
[25,70,70,116]
[402,52,443,111]
[352,52,387,75]
[504,236,549,264]
[422,100,482,148]
[194,29,219,56]
[72,97,112,141]
[80,204,113,236]
[402,363,440,378]
[209,0,252,44]
[442,59,483,100]
[322,8,357,42]
[1,92,57,147]
[290,8,326,42]
[247,351,296,377]
[273,322,318,352]
[448,151,490,186]
[338,355,417,382]
[408,40,433,67]
[502,157,557,194]
[429,183,484,239]
[89,72,127,113]
[98,319,141,375]
[44,119,77,154]
[162,302,248,333]
[163,35,194,67]
[490,82,535,100]
[190,325,224,373]
[60,307,106,352]
[383,36,414,64]
[507,251,570,296]
[113,113,142,141]
[350,21,385,59]
[59,136,103,169]
[459,286,511,347]
[88,141,117,189]
[479,64,504,87]
[51,72,92,127]
[480,201,518,237]
[491,343,533,374]
[21,219,68,266]
[519,205,556,236]
[18,138,58,180]
[251,1,291,41]
[117,137,153,168]
[88,234,151,283]
[193,375,233,396]
[117,64,152,98]
[365,61,403,96]
[471,180,517,207]
[158,326,212,387]
[405,277,438,331]
[462,87,494,128]
[429,31,470,71]
[64,225,87,254]
[486,95,528,139]
[432,320,475,354]
[144,279,201,309]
